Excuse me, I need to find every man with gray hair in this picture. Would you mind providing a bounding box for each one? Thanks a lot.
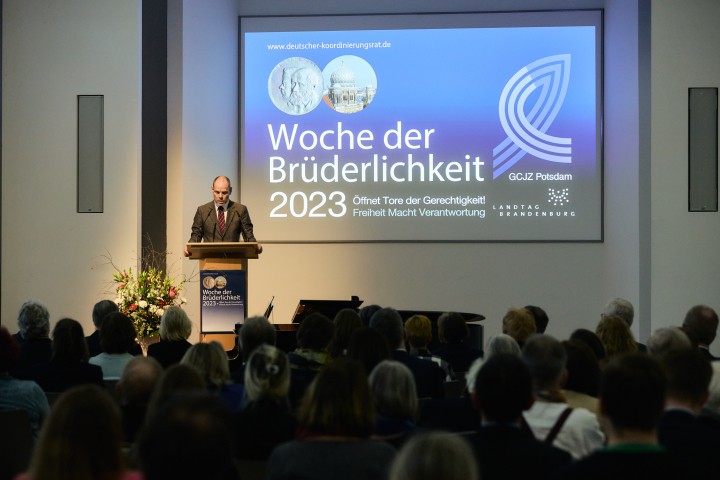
[370,307,445,399]
[603,298,646,352]
[118,355,163,444]
[10,300,52,379]
[647,327,692,357]
[521,334,604,460]
[231,316,277,384]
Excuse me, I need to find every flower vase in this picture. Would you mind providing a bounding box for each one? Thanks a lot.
[136,335,161,356]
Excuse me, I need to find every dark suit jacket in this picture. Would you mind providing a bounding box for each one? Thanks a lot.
[699,347,718,361]
[86,330,102,357]
[146,339,192,369]
[10,337,52,379]
[27,358,104,392]
[188,200,256,243]
[468,425,571,480]
[432,342,484,373]
[392,350,445,399]
[658,409,720,477]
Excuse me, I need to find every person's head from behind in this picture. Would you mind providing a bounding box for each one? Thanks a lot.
[502,308,536,347]
[600,354,666,433]
[437,312,469,344]
[485,333,521,359]
[17,299,50,340]
[603,298,635,328]
[147,364,206,418]
[99,312,137,354]
[92,299,119,330]
[358,304,382,326]
[329,309,363,357]
[0,326,21,374]
[521,334,567,390]
[369,360,418,422]
[245,344,290,404]
[524,305,549,334]
[473,353,533,423]
[51,318,89,363]
[596,315,638,360]
[570,328,607,362]
[28,385,125,480]
[296,312,334,351]
[370,307,404,350]
[160,306,193,342]
[181,341,231,388]
[139,393,234,480]
[405,315,432,350]
[239,315,276,361]
[119,356,163,407]
[298,357,375,438]
[661,347,713,410]
[683,305,719,347]
[647,327,692,357]
[562,339,600,397]
[389,433,479,480]
[347,327,392,375]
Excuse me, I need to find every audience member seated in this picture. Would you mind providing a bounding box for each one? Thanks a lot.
[17,384,141,480]
[347,327,392,375]
[526,305,550,334]
[561,339,600,412]
[10,300,52,379]
[89,312,138,380]
[359,304,382,327]
[485,333,521,358]
[553,354,705,480]
[117,356,163,444]
[234,344,297,460]
[432,312,483,372]
[647,327,691,357]
[27,318,104,392]
[231,315,277,383]
[86,299,119,357]
[603,297,646,351]
[658,348,720,477]
[699,362,720,432]
[370,360,419,448]
[328,308,363,358]
[146,364,206,418]
[502,307,536,349]
[370,307,445,399]
[266,358,396,480]
[146,306,193,369]
[0,326,49,438]
[682,305,719,361]
[389,433,479,480]
[570,329,606,364]
[467,354,571,480]
[405,315,454,380]
[288,313,334,384]
[182,341,244,412]
[595,315,637,362]
[521,334,605,459]
[138,393,236,480]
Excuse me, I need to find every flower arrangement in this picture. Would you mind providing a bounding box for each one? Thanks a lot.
[112,266,187,337]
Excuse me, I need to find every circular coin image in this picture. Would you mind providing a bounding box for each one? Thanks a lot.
[202,276,215,289]
[268,57,324,115]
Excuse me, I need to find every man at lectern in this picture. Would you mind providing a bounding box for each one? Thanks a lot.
[184,176,262,256]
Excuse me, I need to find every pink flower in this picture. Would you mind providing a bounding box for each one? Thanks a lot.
[119,283,125,288]
[169,291,176,299]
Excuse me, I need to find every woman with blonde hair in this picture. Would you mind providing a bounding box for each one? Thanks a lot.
[20,384,141,480]
[181,341,244,411]
[596,314,638,361]
[502,308,537,349]
[147,306,193,369]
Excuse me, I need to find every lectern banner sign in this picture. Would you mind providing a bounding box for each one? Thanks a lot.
[200,270,246,333]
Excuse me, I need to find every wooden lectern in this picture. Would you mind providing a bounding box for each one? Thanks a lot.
[186,242,259,349]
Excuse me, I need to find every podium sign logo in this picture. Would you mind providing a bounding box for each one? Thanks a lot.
[200,270,246,333]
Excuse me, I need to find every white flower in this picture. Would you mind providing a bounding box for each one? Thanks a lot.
[138,300,148,309]
[181,297,187,304]
[114,298,122,305]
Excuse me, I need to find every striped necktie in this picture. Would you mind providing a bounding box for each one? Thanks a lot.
[218,206,225,236]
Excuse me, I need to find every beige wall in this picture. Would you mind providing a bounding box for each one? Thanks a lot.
[2,0,141,335]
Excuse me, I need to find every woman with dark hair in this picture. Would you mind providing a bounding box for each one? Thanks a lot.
[267,358,396,480]
[146,364,206,419]
[562,339,601,413]
[570,328,607,363]
[288,313,334,383]
[28,318,104,392]
[328,309,363,358]
[89,312,138,380]
[347,327,392,375]
[19,384,141,480]
[432,312,483,372]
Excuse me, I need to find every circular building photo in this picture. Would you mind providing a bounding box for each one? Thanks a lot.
[322,56,377,114]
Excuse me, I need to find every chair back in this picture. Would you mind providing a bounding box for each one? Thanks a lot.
[0,409,35,480]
